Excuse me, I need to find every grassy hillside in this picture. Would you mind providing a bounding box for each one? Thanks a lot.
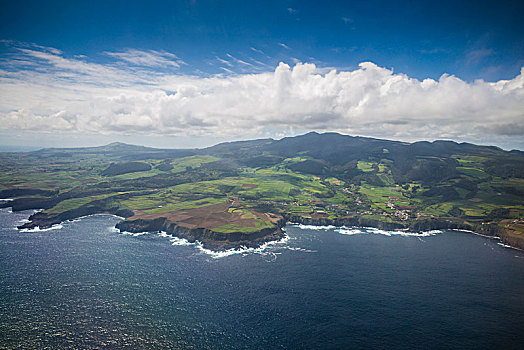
[1,133,522,248]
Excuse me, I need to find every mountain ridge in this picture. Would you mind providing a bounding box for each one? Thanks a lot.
[1,132,522,250]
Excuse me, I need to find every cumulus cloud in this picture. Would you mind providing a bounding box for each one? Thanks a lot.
[1,43,523,148]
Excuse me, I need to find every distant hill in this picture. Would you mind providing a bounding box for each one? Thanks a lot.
[1,132,522,250]
[204,132,523,184]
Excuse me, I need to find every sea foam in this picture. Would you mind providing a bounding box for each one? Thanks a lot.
[334,226,440,237]
[284,247,316,253]
[20,224,63,232]
[196,233,291,259]
[290,223,438,237]
[118,230,147,237]
[335,228,364,235]
[113,228,292,259]
[291,224,336,230]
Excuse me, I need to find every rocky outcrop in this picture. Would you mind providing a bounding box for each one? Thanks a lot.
[10,195,286,251]
[498,230,524,250]
[286,214,407,231]
[0,188,58,198]
[116,218,285,251]
[1,196,58,211]
[17,204,134,230]
[474,222,524,250]
[408,217,475,232]
[8,197,522,251]
[285,214,524,250]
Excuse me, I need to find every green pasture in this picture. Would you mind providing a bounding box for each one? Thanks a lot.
[456,167,488,179]
[213,217,274,233]
[357,161,374,172]
[45,194,114,214]
[169,155,219,173]
[143,197,225,214]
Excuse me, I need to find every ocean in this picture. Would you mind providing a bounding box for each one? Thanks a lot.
[1,208,523,349]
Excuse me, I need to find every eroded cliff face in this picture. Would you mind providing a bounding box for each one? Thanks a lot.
[285,215,405,230]
[499,231,524,250]
[115,217,286,251]
[13,205,522,251]
[17,206,134,230]
[285,215,523,249]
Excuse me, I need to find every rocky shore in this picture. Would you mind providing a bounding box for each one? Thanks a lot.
[7,201,522,251]
[116,218,286,251]
[285,214,523,250]
[11,202,286,251]
[16,205,134,231]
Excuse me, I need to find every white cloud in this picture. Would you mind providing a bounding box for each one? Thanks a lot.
[250,47,264,55]
[226,53,254,67]
[465,48,495,65]
[278,42,291,50]
[216,56,233,67]
[220,66,234,74]
[105,49,185,68]
[248,57,271,68]
[1,43,523,149]
[215,53,267,73]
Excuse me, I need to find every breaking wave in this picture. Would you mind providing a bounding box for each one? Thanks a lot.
[195,234,291,259]
[290,223,439,237]
[20,224,63,232]
[119,230,147,237]
[336,228,364,235]
[113,228,293,259]
[68,214,124,223]
[16,218,31,225]
[364,227,439,237]
[284,247,317,253]
[332,226,441,237]
[291,224,336,230]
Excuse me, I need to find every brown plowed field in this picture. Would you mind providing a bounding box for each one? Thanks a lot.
[241,183,259,189]
[130,202,276,230]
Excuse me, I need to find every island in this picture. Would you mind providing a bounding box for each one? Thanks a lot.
[1,132,523,250]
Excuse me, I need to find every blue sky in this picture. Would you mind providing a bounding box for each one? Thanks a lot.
[2,0,522,80]
[0,0,523,149]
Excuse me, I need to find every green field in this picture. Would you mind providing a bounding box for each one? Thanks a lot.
[1,133,523,247]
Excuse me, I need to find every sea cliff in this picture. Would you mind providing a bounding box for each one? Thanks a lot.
[285,215,523,250]
[8,202,522,251]
[115,217,285,251]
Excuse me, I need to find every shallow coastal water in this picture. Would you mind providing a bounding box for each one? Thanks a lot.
[1,209,523,349]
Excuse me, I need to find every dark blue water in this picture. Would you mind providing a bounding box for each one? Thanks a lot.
[1,209,523,349]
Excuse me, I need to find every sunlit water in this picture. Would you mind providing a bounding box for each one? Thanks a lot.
[1,208,523,349]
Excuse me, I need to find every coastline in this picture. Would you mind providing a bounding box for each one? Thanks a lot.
[284,215,524,251]
[114,217,286,251]
[6,203,522,252]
